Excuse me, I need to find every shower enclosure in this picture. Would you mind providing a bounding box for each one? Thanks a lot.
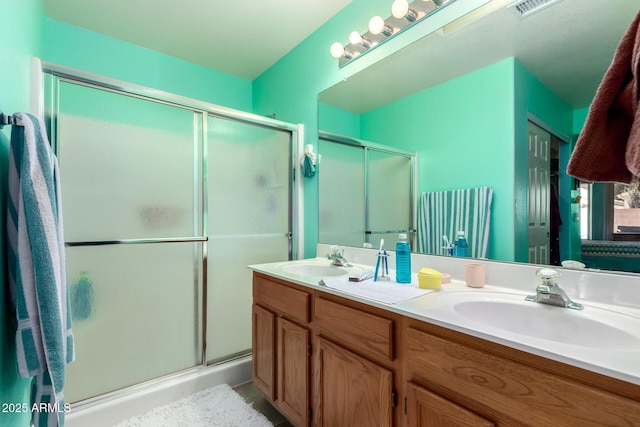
[43,66,298,404]
[318,132,416,249]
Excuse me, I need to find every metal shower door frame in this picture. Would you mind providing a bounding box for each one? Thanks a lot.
[42,62,300,378]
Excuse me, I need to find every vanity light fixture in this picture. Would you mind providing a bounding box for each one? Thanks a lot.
[330,0,451,66]
[392,0,418,21]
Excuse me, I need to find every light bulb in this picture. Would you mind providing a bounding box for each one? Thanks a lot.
[349,31,363,45]
[369,15,393,37]
[348,31,372,48]
[391,0,409,18]
[330,42,345,59]
[369,16,385,34]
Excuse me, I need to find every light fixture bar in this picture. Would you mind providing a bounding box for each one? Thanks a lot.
[330,0,451,67]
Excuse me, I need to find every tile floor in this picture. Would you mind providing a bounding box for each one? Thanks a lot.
[234,382,295,427]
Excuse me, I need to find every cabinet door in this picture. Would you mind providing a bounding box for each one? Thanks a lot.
[252,304,276,400]
[407,382,494,427]
[316,338,393,427]
[277,318,310,427]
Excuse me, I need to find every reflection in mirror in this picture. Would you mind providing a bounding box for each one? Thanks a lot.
[318,132,416,250]
[318,0,640,274]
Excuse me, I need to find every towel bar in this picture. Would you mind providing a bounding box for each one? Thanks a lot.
[0,111,24,129]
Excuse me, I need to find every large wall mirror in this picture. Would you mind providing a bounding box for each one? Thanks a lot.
[318,0,640,274]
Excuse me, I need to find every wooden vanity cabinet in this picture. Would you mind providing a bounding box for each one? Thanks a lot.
[313,295,401,427]
[253,272,640,427]
[253,274,311,426]
[403,317,640,427]
[315,337,393,427]
[252,272,403,427]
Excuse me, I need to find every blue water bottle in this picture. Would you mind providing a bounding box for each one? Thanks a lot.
[455,231,468,257]
[395,233,412,283]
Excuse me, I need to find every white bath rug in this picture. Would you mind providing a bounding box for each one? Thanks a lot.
[113,384,273,427]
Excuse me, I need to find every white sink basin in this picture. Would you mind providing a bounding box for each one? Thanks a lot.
[434,292,640,350]
[278,262,362,278]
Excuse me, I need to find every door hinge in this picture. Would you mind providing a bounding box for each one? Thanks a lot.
[404,397,407,415]
[307,343,312,356]
[392,390,398,407]
[308,408,313,421]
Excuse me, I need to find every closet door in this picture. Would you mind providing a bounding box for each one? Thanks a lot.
[527,121,551,265]
[206,115,292,362]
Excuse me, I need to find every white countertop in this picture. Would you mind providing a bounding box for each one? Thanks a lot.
[250,255,640,387]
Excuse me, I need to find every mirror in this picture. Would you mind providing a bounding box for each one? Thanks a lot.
[318,0,640,274]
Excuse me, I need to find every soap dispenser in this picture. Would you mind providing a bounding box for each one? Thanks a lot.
[454,231,468,257]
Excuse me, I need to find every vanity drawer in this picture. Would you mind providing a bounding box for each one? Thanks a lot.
[253,274,310,324]
[314,297,394,362]
[405,324,640,426]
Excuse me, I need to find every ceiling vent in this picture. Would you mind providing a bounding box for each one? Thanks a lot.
[508,0,565,19]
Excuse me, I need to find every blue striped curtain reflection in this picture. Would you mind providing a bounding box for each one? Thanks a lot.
[417,187,493,258]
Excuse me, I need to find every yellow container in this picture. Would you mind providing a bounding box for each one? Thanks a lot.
[417,268,442,290]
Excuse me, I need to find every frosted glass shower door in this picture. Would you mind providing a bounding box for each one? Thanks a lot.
[206,115,292,362]
[53,80,202,402]
[64,243,202,403]
[57,82,199,242]
[368,150,413,248]
[318,136,415,249]
[318,141,366,247]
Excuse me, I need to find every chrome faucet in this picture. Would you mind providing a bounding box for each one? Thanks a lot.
[326,245,351,267]
[525,268,583,310]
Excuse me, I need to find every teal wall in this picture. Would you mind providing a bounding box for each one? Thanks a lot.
[318,103,360,138]
[573,106,589,134]
[360,58,516,261]
[44,19,252,112]
[0,2,44,425]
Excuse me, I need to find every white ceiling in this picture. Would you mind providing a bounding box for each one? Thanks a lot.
[44,0,351,80]
[319,0,640,113]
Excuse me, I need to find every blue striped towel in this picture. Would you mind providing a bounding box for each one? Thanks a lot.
[7,113,74,427]
[417,187,493,258]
